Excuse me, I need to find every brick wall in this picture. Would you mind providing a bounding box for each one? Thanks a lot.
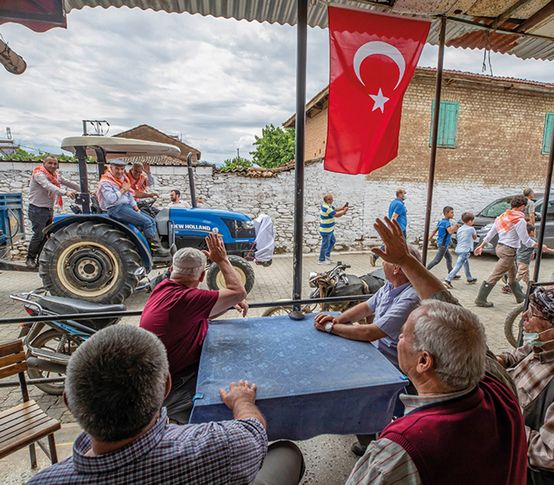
[302,72,554,185]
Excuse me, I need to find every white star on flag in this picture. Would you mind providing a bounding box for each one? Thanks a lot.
[369,88,389,113]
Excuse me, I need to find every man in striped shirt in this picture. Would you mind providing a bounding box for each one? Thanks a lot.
[319,193,349,264]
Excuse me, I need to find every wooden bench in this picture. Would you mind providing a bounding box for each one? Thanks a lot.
[0,340,61,468]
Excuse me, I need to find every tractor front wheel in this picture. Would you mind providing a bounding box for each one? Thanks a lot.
[39,222,142,303]
[206,255,255,294]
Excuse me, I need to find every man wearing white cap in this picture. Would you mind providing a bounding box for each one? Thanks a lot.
[140,233,248,423]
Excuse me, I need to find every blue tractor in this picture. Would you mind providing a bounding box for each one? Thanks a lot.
[36,136,259,303]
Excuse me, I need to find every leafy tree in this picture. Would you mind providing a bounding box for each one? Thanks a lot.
[220,156,253,172]
[0,148,94,163]
[250,124,295,169]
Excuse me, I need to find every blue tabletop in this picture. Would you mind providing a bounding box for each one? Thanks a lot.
[190,314,408,440]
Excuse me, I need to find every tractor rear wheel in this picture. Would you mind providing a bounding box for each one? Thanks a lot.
[206,255,255,294]
[39,222,142,303]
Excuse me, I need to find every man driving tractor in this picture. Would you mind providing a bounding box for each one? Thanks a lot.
[96,158,169,257]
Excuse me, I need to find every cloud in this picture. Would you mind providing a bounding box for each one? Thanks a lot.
[0,8,552,162]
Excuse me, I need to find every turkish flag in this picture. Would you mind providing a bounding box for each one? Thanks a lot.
[324,7,430,175]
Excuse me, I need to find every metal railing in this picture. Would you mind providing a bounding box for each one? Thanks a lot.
[0,293,371,389]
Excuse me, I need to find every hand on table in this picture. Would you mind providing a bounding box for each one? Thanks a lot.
[313,313,339,332]
[219,380,257,410]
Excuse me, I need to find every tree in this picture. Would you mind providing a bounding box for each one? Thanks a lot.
[0,148,94,163]
[220,156,253,172]
[250,124,295,169]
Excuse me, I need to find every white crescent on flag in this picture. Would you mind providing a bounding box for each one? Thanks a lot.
[353,41,406,90]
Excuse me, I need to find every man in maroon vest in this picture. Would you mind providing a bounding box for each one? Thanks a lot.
[346,217,528,485]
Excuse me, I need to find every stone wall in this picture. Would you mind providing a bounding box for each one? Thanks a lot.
[0,160,543,256]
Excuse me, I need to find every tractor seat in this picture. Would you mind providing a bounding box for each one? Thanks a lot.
[36,295,126,315]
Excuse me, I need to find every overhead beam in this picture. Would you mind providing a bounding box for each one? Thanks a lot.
[517,0,554,32]
[492,0,531,29]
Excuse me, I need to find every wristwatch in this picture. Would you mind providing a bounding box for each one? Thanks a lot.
[324,321,334,334]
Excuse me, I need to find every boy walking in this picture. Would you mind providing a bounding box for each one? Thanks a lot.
[516,223,554,285]
[427,206,459,273]
[443,212,478,288]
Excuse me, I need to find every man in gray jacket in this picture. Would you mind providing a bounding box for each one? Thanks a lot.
[26,156,78,268]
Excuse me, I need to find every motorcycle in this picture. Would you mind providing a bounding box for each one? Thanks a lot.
[10,269,152,395]
[262,261,385,317]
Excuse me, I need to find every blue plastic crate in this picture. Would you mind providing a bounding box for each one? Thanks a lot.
[0,193,25,246]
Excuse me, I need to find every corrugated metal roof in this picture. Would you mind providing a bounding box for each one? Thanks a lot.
[63,0,554,60]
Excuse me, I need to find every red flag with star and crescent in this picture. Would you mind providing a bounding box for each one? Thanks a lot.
[324,7,430,175]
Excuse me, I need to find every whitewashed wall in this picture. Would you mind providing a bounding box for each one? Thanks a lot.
[0,161,542,254]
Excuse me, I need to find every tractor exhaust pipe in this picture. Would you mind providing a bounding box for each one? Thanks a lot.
[187,152,197,208]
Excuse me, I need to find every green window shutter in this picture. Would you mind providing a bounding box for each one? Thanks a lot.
[543,113,554,155]
[430,101,459,148]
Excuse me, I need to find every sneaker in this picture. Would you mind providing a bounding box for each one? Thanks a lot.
[318,260,331,265]
[443,280,454,289]
[326,257,333,263]
[25,258,37,269]
[452,275,461,280]
[467,278,478,285]
[351,442,367,457]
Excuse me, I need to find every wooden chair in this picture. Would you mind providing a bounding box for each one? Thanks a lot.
[0,339,61,468]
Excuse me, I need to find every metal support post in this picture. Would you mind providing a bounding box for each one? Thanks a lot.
[533,124,554,281]
[290,0,308,320]
[187,153,197,208]
[75,146,90,214]
[422,16,446,265]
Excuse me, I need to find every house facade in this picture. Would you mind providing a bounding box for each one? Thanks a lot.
[283,68,554,185]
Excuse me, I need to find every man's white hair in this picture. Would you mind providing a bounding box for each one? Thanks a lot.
[172,247,206,279]
[412,300,486,390]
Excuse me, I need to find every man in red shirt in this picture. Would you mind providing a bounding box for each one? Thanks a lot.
[140,233,247,423]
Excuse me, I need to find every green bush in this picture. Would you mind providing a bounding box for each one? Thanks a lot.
[220,156,253,172]
[250,124,295,169]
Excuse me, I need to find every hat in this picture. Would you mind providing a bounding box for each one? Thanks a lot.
[109,158,127,166]
[530,287,554,323]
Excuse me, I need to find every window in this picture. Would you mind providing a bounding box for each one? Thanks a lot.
[429,101,459,148]
[542,113,554,155]
[480,198,511,218]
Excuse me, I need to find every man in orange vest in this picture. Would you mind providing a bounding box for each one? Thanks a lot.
[97,159,169,257]
[26,156,78,268]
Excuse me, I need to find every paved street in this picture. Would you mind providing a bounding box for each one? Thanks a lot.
[1,251,553,484]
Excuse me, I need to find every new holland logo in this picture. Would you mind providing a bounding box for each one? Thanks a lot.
[175,224,213,232]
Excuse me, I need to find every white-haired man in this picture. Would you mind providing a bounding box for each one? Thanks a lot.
[28,325,305,484]
[140,233,248,423]
[345,218,528,485]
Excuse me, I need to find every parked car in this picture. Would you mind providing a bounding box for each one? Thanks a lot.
[473,193,554,254]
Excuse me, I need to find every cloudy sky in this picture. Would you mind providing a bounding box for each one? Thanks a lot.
[1,7,553,163]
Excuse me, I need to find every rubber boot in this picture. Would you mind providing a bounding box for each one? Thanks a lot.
[509,281,526,304]
[475,281,495,307]
[148,236,171,258]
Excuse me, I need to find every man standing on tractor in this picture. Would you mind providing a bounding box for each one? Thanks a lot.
[126,161,159,199]
[96,158,169,257]
[26,156,78,268]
